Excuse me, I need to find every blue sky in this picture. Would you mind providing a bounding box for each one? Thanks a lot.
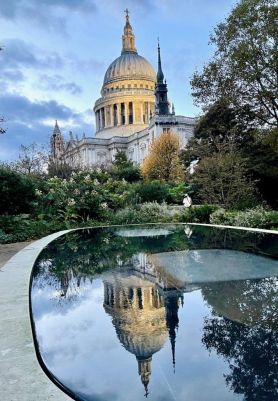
[0,0,236,161]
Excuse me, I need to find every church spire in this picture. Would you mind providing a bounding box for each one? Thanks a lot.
[155,40,170,115]
[122,9,137,54]
[53,119,61,136]
[157,39,164,83]
[50,120,64,162]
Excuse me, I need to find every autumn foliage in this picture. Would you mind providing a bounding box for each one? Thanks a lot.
[141,131,184,181]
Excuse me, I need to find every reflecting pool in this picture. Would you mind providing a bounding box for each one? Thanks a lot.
[30,224,278,401]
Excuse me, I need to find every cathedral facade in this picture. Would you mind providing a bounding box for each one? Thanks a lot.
[51,11,196,167]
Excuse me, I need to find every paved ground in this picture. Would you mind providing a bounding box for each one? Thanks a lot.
[0,241,32,269]
[0,232,72,401]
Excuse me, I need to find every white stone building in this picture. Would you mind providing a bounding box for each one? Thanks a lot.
[51,11,196,168]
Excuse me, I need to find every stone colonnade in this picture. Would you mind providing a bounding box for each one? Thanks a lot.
[104,281,164,310]
[95,101,154,132]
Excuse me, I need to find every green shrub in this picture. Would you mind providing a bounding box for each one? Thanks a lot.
[112,165,141,183]
[0,215,65,243]
[0,166,36,215]
[210,206,278,229]
[167,183,192,204]
[138,202,169,222]
[111,208,141,225]
[112,202,170,225]
[180,205,219,223]
[209,208,236,225]
[233,206,278,229]
[135,180,169,203]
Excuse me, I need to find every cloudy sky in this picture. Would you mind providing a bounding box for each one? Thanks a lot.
[0,0,236,161]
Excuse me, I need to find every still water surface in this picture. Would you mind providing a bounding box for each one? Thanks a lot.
[30,224,278,401]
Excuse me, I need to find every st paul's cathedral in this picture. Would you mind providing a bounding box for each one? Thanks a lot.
[51,10,196,167]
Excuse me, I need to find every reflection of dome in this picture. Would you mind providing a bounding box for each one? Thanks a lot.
[103,53,156,86]
[103,270,181,397]
[103,273,168,357]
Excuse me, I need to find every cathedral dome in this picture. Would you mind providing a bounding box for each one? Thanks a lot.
[94,10,156,139]
[103,53,156,86]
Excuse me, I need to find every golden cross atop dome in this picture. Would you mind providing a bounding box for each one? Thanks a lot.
[125,8,129,19]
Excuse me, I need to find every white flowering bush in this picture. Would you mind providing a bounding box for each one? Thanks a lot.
[233,206,278,228]
[210,206,278,229]
[138,202,168,220]
[36,170,136,223]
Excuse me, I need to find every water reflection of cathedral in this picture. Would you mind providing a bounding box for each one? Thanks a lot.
[103,255,184,397]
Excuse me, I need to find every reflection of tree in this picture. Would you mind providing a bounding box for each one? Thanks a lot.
[203,317,277,401]
[31,225,277,301]
[202,278,278,328]
[202,278,278,401]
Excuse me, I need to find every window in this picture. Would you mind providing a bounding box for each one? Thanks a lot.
[128,102,133,124]
[121,103,125,125]
[113,104,117,126]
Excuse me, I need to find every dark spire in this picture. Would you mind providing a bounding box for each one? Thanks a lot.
[155,40,170,115]
[157,39,164,83]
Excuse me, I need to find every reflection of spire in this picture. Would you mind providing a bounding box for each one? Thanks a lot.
[165,293,181,372]
[137,356,151,398]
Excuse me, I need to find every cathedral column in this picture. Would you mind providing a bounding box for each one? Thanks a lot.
[109,105,114,127]
[105,106,108,127]
[103,107,106,128]
[147,103,150,122]
[117,104,121,126]
[95,111,98,131]
[140,103,144,123]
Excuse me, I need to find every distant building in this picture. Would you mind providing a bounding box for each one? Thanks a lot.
[51,10,196,168]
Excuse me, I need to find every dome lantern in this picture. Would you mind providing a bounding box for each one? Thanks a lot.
[122,9,137,54]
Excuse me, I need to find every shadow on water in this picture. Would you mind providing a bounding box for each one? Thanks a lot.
[30,224,278,401]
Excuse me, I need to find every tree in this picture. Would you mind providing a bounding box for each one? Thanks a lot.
[48,161,75,179]
[141,131,184,181]
[111,150,141,182]
[12,143,48,175]
[181,101,278,207]
[181,101,249,168]
[0,165,36,215]
[192,152,257,209]
[191,0,278,128]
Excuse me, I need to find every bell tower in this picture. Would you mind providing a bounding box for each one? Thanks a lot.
[50,120,64,162]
